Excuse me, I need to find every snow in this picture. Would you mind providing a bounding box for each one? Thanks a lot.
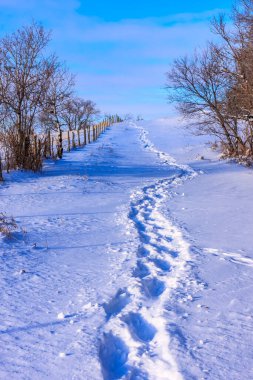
[0,118,253,379]
[139,118,253,380]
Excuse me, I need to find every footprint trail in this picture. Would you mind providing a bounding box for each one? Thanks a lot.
[99,124,197,379]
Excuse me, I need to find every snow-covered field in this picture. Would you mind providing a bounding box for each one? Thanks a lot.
[0,119,252,379]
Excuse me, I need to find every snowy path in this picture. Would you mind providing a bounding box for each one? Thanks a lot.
[99,124,197,380]
[2,120,251,379]
[0,122,192,379]
[100,178,190,380]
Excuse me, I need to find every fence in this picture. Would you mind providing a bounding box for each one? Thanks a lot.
[45,117,115,159]
[0,115,121,173]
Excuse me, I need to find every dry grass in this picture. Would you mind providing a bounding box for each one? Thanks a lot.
[0,213,18,238]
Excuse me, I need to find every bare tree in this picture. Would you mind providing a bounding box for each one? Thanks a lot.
[0,22,56,170]
[166,45,240,153]
[166,0,253,160]
[211,2,253,155]
[62,98,99,131]
[40,65,74,158]
[0,21,102,178]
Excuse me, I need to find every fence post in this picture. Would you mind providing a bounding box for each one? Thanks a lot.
[46,130,51,158]
[72,131,76,149]
[34,135,38,158]
[0,155,3,181]
[57,129,63,159]
[38,139,42,170]
[88,126,91,143]
[67,130,71,152]
[6,152,10,173]
[77,129,81,146]
[84,128,87,145]
[51,136,55,158]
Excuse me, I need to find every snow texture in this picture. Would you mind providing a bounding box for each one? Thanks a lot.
[0,118,252,380]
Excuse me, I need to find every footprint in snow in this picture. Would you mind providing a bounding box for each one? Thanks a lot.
[142,277,166,298]
[137,246,150,258]
[122,312,157,343]
[132,260,150,278]
[151,257,171,272]
[99,332,129,380]
[103,288,131,319]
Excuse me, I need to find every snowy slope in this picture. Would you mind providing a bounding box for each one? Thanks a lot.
[0,122,187,380]
[0,119,252,380]
[139,118,253,380]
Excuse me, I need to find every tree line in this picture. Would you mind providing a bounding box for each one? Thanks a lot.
[0,22,110,180]
[166,0,253,164]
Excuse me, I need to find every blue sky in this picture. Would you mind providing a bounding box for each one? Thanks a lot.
[0,0,234,119]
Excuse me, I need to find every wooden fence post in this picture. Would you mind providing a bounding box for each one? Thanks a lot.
[38,139,42,170]
[34,135,38,158]
[77,129,81,146]
[6,152,10,173]
[84,128,87,145]
[51,137,55,158]
[88,126,91,143]
[0,155,3,181]
[57,129,63,159]
[72,131,76,149]
[47,130,51,157]
[67,130,71,152]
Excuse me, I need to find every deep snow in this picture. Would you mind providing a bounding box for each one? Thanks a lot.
[0,119,252,380]
[140,118,253,380]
